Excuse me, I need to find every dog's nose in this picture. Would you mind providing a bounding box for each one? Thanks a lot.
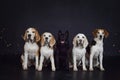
[45,37,48,40]
[28,34,31,38]
[79,39,82,43]
[100,35,102,38]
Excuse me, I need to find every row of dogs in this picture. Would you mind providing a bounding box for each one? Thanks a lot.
[21,28,109,71]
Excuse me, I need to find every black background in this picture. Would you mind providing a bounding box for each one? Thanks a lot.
[0,0,120,56]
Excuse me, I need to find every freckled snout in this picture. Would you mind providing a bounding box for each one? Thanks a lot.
[28,34,31,38]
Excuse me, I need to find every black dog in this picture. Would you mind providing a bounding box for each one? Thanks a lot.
[55,30,70,71]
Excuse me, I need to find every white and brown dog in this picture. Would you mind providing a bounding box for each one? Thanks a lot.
[89,29,109,71]
[38,32,56,71]
[21,28,40,70]
[72,33,88,71]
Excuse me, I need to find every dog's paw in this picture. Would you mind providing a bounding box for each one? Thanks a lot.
[83,68,87,71]
[35,65,38,70]
[73,68,78,71]
[23,66,28,70]
[52,67,56,71]
[38,66,42,71]
[100,68,105,71]
[89,68,94,71]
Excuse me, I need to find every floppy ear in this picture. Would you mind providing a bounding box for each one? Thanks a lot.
[92,29,98,38]
[35,30,40,42]
[50,35,56,48]
[73,36,77,47]
[41,34,45,46]
[104,29,109,38]
[65,30,69,38]
[83,36,89,48]
[23,31,27,41]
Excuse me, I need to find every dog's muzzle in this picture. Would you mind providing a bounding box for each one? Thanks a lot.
[99,35,103,40]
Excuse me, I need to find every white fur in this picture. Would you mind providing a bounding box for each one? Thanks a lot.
[38,32,56,71]
[89,29,106,71]
[72,33,88,71]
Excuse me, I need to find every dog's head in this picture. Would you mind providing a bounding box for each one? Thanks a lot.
[23,28,40,43]
[73,33,88,48]
[58,30,69,44]
[41,32,56,48]
[92,29,109,40]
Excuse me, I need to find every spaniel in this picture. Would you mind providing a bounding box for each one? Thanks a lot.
[21,27,40,70]
[89,29,109,71]
[72,33,88,71]
[38,32,56,71]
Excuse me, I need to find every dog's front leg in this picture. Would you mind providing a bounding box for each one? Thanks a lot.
[73,55,78,71]
[99,53,104,71]
[23,53,28,70]
[89,53,94,71]
[38,55,44,71]
[35,55,39,70]
[50,55,56,71]
[82,55,87,71]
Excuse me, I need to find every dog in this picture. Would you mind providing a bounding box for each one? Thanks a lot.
[72,33,88,71]
[55,30,69,71]
[89,29,109,71]
[21,27,40,70]
[38,32,56,71]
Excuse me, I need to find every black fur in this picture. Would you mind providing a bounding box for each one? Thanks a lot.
[86,40,96,55]
[91,40,96,46]
[55,30,69,71]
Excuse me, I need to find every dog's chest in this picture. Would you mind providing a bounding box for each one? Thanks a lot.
[91,41,103,57]
[41,46,53,59]
[73,47,86,60]
[25,42,39,53]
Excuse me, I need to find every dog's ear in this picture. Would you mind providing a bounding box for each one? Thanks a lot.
[92,29,98,38]
[83,35,89,48]
[23,30,27,41]
[104,29,109,38]
[41,34,45,46]
[50,35,56,48]
[65,30,69,38]
[73,36,77,47]
[35,30,40,42]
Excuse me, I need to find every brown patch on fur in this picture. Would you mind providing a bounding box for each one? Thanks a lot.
[50,35,56,48]
[41,34,45,46]
[23,31,27,41]
[103,29,109,38]
[36,50,40,56]
[33,28,40,42]
[92,29,99,38]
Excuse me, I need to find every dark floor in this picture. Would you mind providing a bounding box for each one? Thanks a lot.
[0,55,120,80]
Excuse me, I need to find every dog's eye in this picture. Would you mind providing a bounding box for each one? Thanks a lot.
[82,36,84,38]
[43,35,46,37]
[97,32,100,34]
[32,31,35,33]
[49,35,51,37]
[77,36,79,38]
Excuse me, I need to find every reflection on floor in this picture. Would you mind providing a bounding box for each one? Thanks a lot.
[0,55,120,80]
